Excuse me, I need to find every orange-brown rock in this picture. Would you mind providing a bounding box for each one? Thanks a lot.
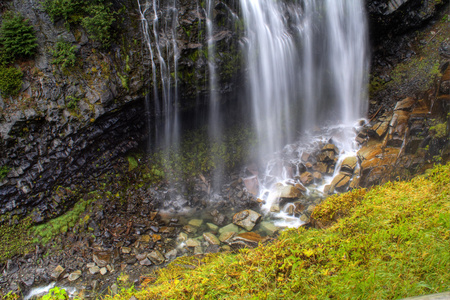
[299,171,314,185]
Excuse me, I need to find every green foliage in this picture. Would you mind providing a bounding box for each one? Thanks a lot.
[81,3,116,47]
[41,286,68,300]
[0,66,23,96]
[66,95,80,110]
[41,0,116,47]
[51,40,77,69]
[108,163,450,300]
[41,0,82,26]
[0,13,38,59]
[0,165,10,180]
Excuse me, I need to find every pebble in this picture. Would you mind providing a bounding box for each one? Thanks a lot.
[51,265,65,279]
[89,266,100,275]
[68,270,82,282]
[188,219,203,227]
[121,247,131,254]
[185,238,201,247]
[100,267,108,275]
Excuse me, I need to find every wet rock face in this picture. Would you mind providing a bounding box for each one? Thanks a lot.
[0,100,147,219]
[366,0,448,44]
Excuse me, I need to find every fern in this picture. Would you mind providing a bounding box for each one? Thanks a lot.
[0,13,37,59]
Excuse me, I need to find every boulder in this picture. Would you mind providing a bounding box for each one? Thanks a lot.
[340,156,358,174]
[274,184,303,198]
[232,209,262,231]
[93,251,111,268]
[243,176,259,196]
[228,232,263,249]
[299,172,314,185]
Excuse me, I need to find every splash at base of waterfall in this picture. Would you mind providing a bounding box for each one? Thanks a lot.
[255,122,365,228]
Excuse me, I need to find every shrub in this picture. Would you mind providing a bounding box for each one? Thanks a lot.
[81,3,115,47]
[40,0,81,25]
[51,40,77,69]
[0,66,23,96]
[0,13,38,59]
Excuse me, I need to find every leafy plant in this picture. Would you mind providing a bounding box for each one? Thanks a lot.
[41,0,81,26]
[51,40,77,69]
[66,95,80,110]
[81,3,116,47]
[0,13,38,59]
[0,66,23,96]
[41,286,68,300]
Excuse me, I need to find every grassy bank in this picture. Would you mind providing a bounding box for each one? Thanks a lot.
[106,163,450,300]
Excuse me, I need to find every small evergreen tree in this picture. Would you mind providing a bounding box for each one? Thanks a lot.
[0,13,38,59]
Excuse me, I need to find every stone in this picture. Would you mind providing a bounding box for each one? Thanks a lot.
[194,246,203,255]
[321,144,337,153]
[51,265,65,279]
[259,221,278,235]
[243,176,259,196]
[188,219,203,227]
[340,156,358,174]
[110,283,119,296]
[229,232,263,249]
[89,266,100,275]
[177,232,188,242]
[140,235,151,243]
[68,270,82,282]
[394,97,416,111]
[165,249,178,260]
[136,253,147,261]
[300,214,310,223]
[270,204,280,212]
[206,222,219,232]
[121,247,131,254]
[299,172,314,186]
[107,265,114,272]
[203,232,221,245]
[139,258,152,266]
[274,184,303,198]
[218,223,239,235]
[100,267,108,275]
[183,225,198,234]
[186,238,201,247]
[148,250,165,265]
[93,251,111,267]
[232,209,262,231]
[219,231,236,243]
[330,173,351,192]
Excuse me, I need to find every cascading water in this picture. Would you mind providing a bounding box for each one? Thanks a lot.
[240,0,369,226]
[138,0,180,150]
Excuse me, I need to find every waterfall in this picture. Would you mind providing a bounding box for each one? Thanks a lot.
[240,0,368,160]
[137,0,180,150]
[240,0,369,226]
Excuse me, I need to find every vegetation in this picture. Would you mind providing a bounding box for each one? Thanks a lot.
[0,165,11,180]
[31,197,91,244]
[41,286,68,300]
[106,162,450,300]
[0,12,38,60]
[41,0,117,47]
[0,217,34,264]
[0,66,23,96]
[51,40,77,69]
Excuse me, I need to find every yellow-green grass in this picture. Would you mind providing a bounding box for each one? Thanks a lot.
[106,163,450,300]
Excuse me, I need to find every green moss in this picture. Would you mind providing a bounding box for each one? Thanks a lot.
[0,217,35,264]
[107,163,450,299]
[0,66,23,96]
[117,72,129,91]
[429,122,447,139]
[31,198,91,244]
[127,155,138,171]
[0,165,10,180]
